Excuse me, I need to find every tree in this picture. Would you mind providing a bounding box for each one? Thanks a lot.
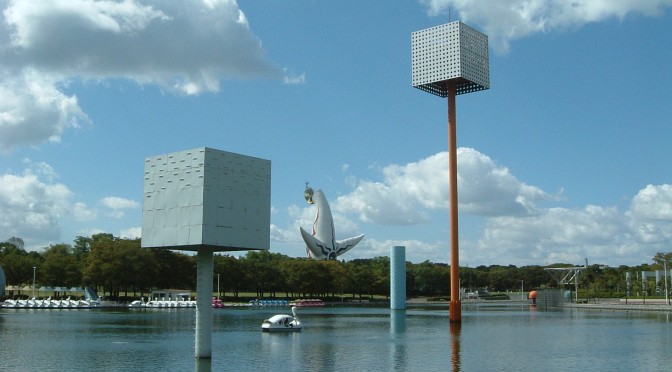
[73,236,92,261]
[320,260,349,298]
[487,265,520,292]
[1,251,40,287]
[369,256,390,298]
[412,261,444,296]
[652,252,672,270]
[346,260,375,299]
[41,244,81,288]
[6,237,24,250]
[150,249,193,290]
[0,240,41,288]
[242,259,282,298]
[214,254,244,298]
[82,237,154,299]
[1,239,25,256]
[240,251,289,297]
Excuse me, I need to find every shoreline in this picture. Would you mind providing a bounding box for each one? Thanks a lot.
[407,296,672,312]
[565,298,672,312]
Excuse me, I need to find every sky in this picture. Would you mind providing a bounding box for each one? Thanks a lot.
[1,0,671,267]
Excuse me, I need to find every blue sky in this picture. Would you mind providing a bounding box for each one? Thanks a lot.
[1,0,671,267]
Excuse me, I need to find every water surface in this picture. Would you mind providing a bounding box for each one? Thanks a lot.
[2,303,671,371]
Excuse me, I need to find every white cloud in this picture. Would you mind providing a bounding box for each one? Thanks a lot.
[0,161,148,249]
[626,185,672,245]
[0,69,90,153]
[419,0,672,52]
[336,148,553,225]
[270,224,299,243]
[0,166,72,243]
[0,0,285,152]
[72,202,97,221]
[100,196,139,219]
[349,238,448,263]
[101,196,139,210]
[470,205,628,266]
[628,184,672,221]
[119,227,141,240]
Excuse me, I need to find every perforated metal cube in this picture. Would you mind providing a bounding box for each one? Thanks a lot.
[412,21,489,97]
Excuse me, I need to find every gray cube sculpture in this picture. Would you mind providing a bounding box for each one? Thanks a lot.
[141,147,271,252]
[412,21,489,97]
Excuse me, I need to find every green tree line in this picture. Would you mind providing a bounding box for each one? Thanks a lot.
[1,235,670,301]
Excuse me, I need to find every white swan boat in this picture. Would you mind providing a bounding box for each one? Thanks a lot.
[261,306,302,332]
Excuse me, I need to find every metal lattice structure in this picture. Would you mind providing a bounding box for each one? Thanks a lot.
[412,21,490,97]
[545,267,586,302]
[545,267,585,286]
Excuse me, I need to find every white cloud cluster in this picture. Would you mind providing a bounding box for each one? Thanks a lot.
[101,196,139,219]
[336,148,552,224]
[419,0,672,52]
[472,205,628,265]
[0,162,72,243]
[119,227,141,240]
[0,0,284,152]
[281,149,672,266]
[0,70,90,152]
[627,185,672,245]
[0,161,139,249]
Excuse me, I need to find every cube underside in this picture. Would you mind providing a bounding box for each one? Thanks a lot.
[141,147,271,252]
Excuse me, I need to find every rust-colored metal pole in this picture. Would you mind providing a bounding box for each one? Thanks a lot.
[447,84,461,322]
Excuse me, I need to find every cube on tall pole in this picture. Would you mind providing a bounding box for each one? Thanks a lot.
[142,147,271,357]
[412,21,489,322]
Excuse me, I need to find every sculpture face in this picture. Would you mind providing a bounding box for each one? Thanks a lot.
[304,186,314,204]
[299,187,364,260]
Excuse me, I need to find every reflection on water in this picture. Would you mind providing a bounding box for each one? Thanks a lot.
[450,321,461,371]
[390,310,407,371]
[195,358,211,372]
[2,305,672,371]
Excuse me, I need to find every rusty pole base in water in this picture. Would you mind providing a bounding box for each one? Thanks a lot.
[450,300,462,322]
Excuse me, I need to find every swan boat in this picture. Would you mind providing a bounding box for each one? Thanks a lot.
[261,306,302,332]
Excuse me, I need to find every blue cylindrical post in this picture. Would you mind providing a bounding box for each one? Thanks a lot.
[391,246,406,310]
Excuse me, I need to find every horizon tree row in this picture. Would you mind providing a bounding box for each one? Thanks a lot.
[2,235,671,300]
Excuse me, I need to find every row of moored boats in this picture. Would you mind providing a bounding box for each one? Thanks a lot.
[2,295,324,310]
[128,298,196,308]
[127,298,324,308]
[2,297,100,309]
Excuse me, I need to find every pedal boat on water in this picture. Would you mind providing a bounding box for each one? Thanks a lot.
[261,306,302,332]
